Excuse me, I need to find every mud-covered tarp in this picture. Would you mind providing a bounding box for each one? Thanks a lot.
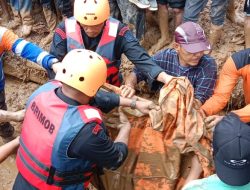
[98,78,214,190]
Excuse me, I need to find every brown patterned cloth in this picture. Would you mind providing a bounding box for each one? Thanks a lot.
[98,77,214,190]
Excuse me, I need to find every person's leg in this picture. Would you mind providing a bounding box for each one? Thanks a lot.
[0,0,11,24]
[19,0,34,37]
[109,0,122,21]
[226,0,235,22]
[169,0,186,27]
[149,1,171,54]
[184,154,202,186]
[244,0,250,48]
[40,0,58,46]
[117,0,146,40]
[226,0,244,25]
[55,0,73,19]
[209,0,229,48]
[183,0,208,23]
[0,90,14,139]
[8,0,22,29]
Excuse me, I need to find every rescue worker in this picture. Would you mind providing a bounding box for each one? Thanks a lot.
[50,0,173,97]
[0,26,60,138]
[201,48,250,127]
[13,49,155,190]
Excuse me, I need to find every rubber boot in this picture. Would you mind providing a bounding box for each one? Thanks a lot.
[8,7,21,29]
[40,6,57,46]
[209,24,223,49]
[20,8,33,37]
[245,16,250,48]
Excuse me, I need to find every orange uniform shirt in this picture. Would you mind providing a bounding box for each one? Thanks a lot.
[201,49,250,122]
[0,27,18,55]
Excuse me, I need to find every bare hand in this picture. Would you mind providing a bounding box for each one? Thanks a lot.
[120,85,135,98]
[157,72,173,85]
[204,115,224,129]
[136,100,160,114]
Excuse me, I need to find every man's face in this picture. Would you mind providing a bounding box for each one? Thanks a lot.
[80,23,105,38]
[175,43,205,67]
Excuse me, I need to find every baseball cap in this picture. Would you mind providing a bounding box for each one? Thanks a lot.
[175,21,211,53]
[213,112,250,186]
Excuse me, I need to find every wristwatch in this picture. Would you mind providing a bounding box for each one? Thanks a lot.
[130,99,137,109]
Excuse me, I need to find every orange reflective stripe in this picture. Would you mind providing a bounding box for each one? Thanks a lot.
[0,28,18,51]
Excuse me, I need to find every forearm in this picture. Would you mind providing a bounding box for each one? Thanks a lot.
[202,57,240,115]
[124,72,137,88]
[0,110,24,122]
[0,137,19,163]
[185,154,202,185]
[114,124,131,145]
[119,96,136,107]
[201,92,231,116]
[12,39,58,70]
[0,110,17,122]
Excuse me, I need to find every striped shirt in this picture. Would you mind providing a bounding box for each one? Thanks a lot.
[135,48,217,103]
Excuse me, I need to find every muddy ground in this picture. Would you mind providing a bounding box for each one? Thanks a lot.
[0,0,246,189]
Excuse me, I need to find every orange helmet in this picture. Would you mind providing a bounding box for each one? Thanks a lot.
[74,0,110,26]
[55,49,107,97]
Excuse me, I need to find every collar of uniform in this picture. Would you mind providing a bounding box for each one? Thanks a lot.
[55,87,81,106]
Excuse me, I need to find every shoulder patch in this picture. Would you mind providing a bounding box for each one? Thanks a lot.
[55,28,66,40]
[92,124,103,135]
[118,26,130,36]
[109,22,118,37]
[84,108,101,120]
[65,19,76,33]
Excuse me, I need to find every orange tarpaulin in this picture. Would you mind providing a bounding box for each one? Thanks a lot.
[99,78,214,190]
